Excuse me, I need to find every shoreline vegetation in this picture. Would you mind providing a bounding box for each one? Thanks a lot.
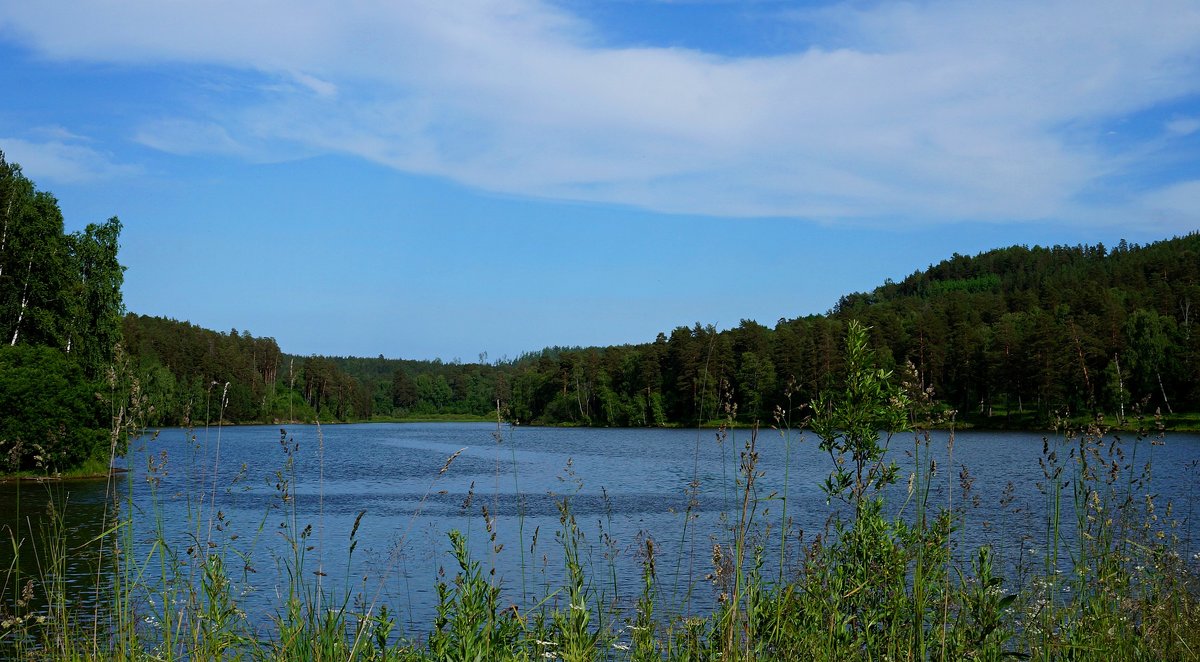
[3,322,1200,660]
[0,467,128,485]
[141,410,1200,432]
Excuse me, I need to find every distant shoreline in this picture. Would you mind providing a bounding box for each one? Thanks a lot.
[145,413,1200,434]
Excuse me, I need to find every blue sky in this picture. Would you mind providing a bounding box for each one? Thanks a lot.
[2,0,1199,361]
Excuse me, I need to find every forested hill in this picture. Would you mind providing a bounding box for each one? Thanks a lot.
[827,235,1199,422]
[124,233,1200,429]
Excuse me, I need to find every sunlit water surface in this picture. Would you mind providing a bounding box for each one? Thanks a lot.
[3,422,1198,639]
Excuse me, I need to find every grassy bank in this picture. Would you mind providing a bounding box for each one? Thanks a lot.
[159,406,1200,434]
[3,323,1199,660]
[0,457,126,484]
[955,408,1200,433]
[372,413,497,424]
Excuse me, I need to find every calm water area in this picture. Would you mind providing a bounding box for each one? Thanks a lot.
[2,422,1199,638]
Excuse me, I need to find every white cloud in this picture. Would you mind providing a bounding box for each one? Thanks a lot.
[1167,117,1200,137]
[290,72,337,98]
[133,119,249,157]
[29,124,92,142]
[2,0,1199,225]
[1139,179,1200,228]
[0,136,139,183]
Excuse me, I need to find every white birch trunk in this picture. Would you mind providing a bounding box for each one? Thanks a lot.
[10,291,26,345]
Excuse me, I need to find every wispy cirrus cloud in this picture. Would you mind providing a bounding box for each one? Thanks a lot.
[0,133,139,183]
[1167,117,1200,137]
[2,0,1199,226]
[1139,179,1200,227]
[133,119,250,157]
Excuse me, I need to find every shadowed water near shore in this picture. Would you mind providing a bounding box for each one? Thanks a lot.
[0,477,120,627]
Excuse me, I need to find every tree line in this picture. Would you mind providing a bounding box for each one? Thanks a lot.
[125,234,1200,429]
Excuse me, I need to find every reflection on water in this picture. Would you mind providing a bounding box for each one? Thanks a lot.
[1,422,1198,639]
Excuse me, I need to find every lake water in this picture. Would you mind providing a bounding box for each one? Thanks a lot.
[3,422,1199,639]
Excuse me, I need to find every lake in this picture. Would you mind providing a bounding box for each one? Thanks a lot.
[3,422,1198,639]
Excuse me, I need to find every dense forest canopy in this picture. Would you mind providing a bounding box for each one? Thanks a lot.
[0,151,125,473]
[125,234,1200,430]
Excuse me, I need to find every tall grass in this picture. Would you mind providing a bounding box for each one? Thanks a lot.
[3,324,1200,660]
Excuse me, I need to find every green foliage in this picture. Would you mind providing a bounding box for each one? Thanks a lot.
[0,152,126,475]
[429,530,525,661]
[0,163,70,351]
[1123,309,1176,410]
[926,272,1002,296]
[414,373,454,414]
[122,316,307,425]
[834,235,1200,422]
[0,335,108,473]
[65,217,125,381]
[391,368,417,409]
[811,320,908,506]
[0,153,124,381]
[552,498,602,661]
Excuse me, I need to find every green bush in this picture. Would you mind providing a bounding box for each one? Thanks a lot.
[0,344,108,473]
